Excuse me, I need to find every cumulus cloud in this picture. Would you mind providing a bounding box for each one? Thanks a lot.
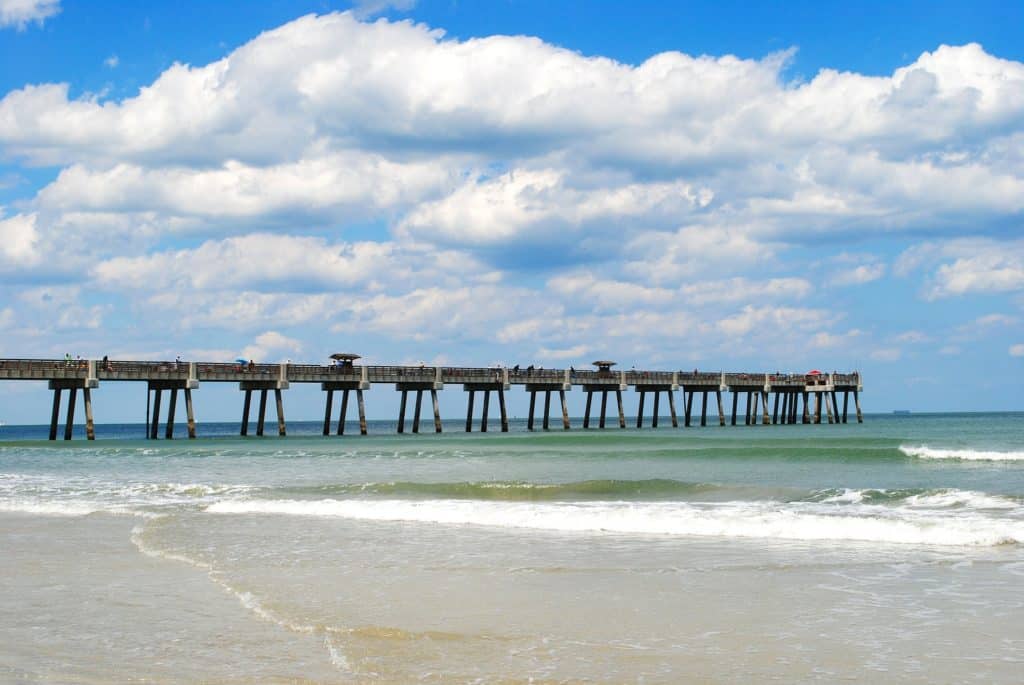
[831,262,885,286]
[0,212,39,266]
[38,154,455,225]
[0,11,1022,375]
[0,0,59,29]
[241,330,302,362]
[896,239,1024,298]
[869,347,902,362]
[398,169,711,250]
[350,0,416,19]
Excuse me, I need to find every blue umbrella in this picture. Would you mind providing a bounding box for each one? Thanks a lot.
[235,358,248,364]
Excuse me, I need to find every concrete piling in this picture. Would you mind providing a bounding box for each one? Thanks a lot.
[166,388,177,439]
[151,389,162,440]
[481,390,490,432]
[84,388,95,440]
[398,389,407,434]
[412,389,423,433]
[275,388,286,436]
[323,389,333,436]
[241,389,252,436]
[256,389,268,437]
[337,390,349,435]
[64,387,77,440]
[49,388,61,441]
[432,389,443,433]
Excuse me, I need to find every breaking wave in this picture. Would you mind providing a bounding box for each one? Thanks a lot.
[899,445,1024,461]
[206,495,1024,547]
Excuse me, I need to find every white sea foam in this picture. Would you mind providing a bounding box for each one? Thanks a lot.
[0,499,155,517]
[206,497,1024,547]
[818,489,867,504]
[904,490,1018,509]
[900,445,1024,461]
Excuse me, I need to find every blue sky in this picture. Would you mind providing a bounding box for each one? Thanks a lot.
[0,0,1022,422]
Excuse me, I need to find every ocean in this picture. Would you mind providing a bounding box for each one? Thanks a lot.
[2,413,1023,683]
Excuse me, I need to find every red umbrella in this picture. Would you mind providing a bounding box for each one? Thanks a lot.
[807,369,822,375]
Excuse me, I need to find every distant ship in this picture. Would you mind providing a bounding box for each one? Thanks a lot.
[893,410,911,415]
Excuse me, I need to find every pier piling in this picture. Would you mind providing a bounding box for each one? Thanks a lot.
[275,389,286,436]
[49,388,61,441]
[64,387,77,440]
[481,390,490,432]
[323,390,333,436]
[398,389,407,434]
[83,388,95,440]
[337,390,349,435]
[412,389,423,433]
[150,388,162,440]
[357,389,368,434]
[433,389,443,433]
[166,388,177,439]
[241,389,252,436]
[256,390,268,437]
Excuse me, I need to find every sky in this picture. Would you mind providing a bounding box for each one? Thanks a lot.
[0,0,1022,423]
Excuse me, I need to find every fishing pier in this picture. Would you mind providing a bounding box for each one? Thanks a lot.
[0,358,863,440]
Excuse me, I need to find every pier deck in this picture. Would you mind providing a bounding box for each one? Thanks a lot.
[0,358,863,440]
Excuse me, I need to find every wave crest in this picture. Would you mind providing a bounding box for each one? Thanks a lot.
[899,445,1024,461]
[206,497,1024,547]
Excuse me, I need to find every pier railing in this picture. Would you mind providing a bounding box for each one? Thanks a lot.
[0,358,861,390]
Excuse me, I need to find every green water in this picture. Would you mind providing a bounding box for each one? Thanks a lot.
[2,413,1024,682]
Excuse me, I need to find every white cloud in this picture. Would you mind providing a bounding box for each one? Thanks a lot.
[716,305,831,337]
[38,154,454,225]
[547,272,810,311]
[0,12,1023,378]
[869,347,902,362]
[536,344,589,361]
[16,285,105,330]
[104,55,119,69]
[0,0,59,29]
[897,239,1024,299]
[1011,344,1024,357]
[94,234,411,292]
[351,0,415,19]
[0,212,39,266]
[810,329,863,348]
[974,313,1018,327]
[398,169,710,249]
[241,330,302,362]
[831,262,885,286]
